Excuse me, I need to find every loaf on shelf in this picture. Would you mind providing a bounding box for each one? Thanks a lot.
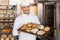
[1,34,7,38]
[2,29,10,33]
[1,27,12,33]
[4,15,9,18]
[10,15,15,18]
[0,15,4,18]
[1,38,4,40]
[8,34,13,38]
[1,34,15,40]
[0,6,7,9]
[11,38,14,40]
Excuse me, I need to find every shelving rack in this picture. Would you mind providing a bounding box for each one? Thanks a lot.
[0,5,17,27]
[0,5,17,40]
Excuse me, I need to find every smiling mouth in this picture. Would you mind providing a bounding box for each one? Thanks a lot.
[24,10,29,11]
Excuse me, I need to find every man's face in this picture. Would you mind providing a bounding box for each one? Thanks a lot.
[21,6,30,14]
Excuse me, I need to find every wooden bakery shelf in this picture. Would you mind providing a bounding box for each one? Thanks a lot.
[0,18,15,20]
[0,21,14,23]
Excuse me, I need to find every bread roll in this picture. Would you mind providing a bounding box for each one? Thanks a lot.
[1,20,4,21]
[2,29,8,33]
[10,19,13,21]
[0,15,4,18]
[27,22,33,27]
[1,38,4,40]
[8,34,13,38]
[1,34,7,38]
[6,38,9,40]
[43,27,50,31]
[10,15,14,18]
[26,28,31,32]
[32,24,38,28]
[31,28,38,33]
[21,24,27,30]
[0,6,6,9]
[8,29,11,33]
[11,38,14,40]
[5,20,8,21]
[5,15,8,18]
[5,23,8,25]
[1,23,4,26]
[10,23,13,26]
[37,30,45,35]
[2,28,11,33]
[38,25,44,29]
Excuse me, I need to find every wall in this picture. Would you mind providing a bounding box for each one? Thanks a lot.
[56,2,60,40]
[48,0,59,1]
[37,3,44,25]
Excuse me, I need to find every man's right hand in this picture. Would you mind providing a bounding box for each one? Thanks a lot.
[18,30,21,34]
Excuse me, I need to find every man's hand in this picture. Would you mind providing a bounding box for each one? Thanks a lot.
[18,30,21,34]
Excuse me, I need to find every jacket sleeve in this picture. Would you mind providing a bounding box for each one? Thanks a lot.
[12,18,21,36]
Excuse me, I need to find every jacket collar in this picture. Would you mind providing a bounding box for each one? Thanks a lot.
[22,13,31,17]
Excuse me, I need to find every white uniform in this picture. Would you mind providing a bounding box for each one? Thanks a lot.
[12,13,40,40]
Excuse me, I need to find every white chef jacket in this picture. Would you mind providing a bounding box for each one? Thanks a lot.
[12,13,41,40]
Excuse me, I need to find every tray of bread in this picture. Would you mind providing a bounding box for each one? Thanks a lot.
[18,22,50,37]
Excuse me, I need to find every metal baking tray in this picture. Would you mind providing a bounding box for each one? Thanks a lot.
[18,26,51,38]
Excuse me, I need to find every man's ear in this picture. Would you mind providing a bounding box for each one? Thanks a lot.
[21,7,23,10]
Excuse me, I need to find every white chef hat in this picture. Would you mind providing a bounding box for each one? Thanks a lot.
[21,2,30,6]
[21,0,34,6]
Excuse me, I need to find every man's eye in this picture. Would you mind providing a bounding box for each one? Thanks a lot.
[23,7,25,8]
[27,6,29,7]
[22,7,25,8]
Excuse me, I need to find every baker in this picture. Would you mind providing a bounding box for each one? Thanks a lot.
[12,1,41,40]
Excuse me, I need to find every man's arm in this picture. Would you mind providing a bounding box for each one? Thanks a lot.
[12,18,21,36]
